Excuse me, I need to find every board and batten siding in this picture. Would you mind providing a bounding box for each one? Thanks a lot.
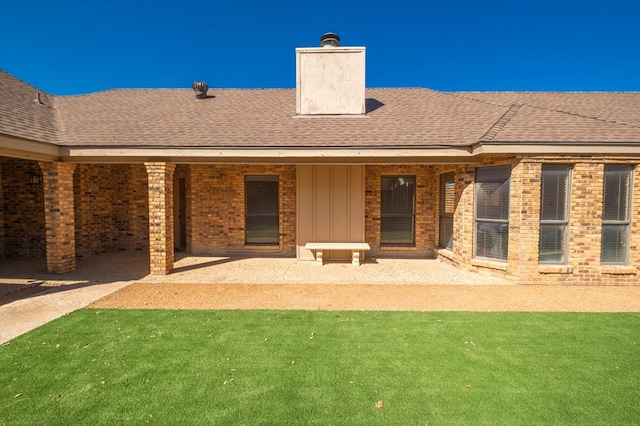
[297,165,365,260]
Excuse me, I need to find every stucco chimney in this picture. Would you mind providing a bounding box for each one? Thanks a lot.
[296,33,366,115]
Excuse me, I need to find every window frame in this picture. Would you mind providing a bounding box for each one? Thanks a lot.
[380,175,416,246]
[439,172,455,250]
[244,175,280,246]
[600,164,633,264]
[538,164,572,264]
[474,165,511,262]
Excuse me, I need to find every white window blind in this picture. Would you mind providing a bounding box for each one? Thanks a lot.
[601,165,632,264]
[475,166,510,261]
[439,172,454,250]
[539,165,571,264]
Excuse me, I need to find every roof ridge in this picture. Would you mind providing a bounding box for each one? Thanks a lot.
[454,92,640,130]
[449,92,512,108]
[524,103,640,129]
[480,103,523,141]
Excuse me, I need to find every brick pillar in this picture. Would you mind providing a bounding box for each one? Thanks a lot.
[454,166,475,264]
[145,162,175,275]
[570,163,604,281]
[516,161,542,278]
[40,162,77,274]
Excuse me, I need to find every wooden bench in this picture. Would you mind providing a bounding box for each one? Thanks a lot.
[304,242,371,266]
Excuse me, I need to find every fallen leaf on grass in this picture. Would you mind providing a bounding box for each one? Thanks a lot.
[14,393,22,398]
[310,332,316,340]
[465,384,472,389]
[375,400,383,409]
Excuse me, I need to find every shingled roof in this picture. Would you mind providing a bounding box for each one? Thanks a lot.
[457,92,640,143]
[54,88,510,148]
[1,69,639,157]
[0,70,60,144]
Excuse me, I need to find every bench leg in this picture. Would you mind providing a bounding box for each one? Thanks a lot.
[315,250,324,265]
[352,250,360,266]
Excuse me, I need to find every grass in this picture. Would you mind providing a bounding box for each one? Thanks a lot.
[1,310,639,425]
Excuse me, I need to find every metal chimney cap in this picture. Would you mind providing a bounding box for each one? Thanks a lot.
[192,81,209,99]
[320,32,340,47]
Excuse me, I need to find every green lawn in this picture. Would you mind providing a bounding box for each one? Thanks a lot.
[1,310,639,425]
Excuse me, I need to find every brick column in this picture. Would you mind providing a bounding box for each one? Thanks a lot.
[40,162,77,274]
[516,161,542,278]
[570,162,604,281]
[454,166,476,264]
[145,162,175,275]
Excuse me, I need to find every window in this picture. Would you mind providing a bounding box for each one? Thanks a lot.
[245,176,279,245]
[601,165,632,264]
[475,166,510,261]
[381,176,415,245]
[539,165,571,263]
[439,172,455,250]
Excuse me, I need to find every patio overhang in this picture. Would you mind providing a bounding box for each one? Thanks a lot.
[0,134,61,162]
[58,146,483,164]
[471,141,640,155]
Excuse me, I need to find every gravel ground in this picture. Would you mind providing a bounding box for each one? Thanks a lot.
[3,252,639,313]
[88,254,640,312]
[90,282,640,312]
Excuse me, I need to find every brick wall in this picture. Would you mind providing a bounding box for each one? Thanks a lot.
[110,164,149,252]
[364,165,437,258]
[0,158,46,258]
[189,164,296,256]
[514,156,640,285]
[74,164,114,257]
[435,155,639,285]
[430,164,475,268]
[2,156,637,284]
[73,164,149,257]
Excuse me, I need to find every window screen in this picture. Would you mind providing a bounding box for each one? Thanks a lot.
[475,166,510,261]
[245,176,279,245]
[539,165,571,263]
[601,165,632,264]
[439,172,454,250]
[381,176,415,245]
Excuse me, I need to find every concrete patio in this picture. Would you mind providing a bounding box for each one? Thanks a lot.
[0,251,510,343]
[2,251,640,344]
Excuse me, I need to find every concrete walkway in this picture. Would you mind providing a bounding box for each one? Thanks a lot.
[0,251,149,344]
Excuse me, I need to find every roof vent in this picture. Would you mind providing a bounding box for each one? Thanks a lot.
[192,81,208,99]
[320,32,340,47]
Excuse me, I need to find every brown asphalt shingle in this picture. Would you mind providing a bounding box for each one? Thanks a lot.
[0,70,60,144]
[1,69,639,149]
[54,88,508,147]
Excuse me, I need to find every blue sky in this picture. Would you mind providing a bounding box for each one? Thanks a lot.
[1,0,639,95]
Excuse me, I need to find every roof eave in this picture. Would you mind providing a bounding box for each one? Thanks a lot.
[472,141,640,155]
[59,145,480,164]
[0,134,61,161]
